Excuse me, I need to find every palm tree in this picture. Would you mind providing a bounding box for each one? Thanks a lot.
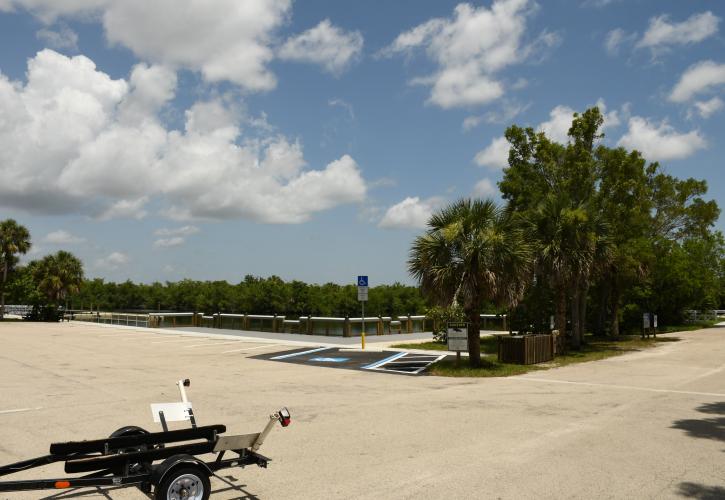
[0,219,31,319]
[33,251,84,308]
[530,193,610,348]
[409,199,533,368]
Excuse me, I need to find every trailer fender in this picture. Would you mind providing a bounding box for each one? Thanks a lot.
[152,454,212,487]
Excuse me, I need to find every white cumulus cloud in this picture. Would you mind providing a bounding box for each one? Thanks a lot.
[474,136,510,170]
[0,50,367,224]
[98,197,148,220]
[379,196,442,229]
[636,11,720,50]
[473,178,499,199]
[5,0,291,92]
[44,230,85,244]
[0,0,107,23]
[617,116,706,161]
[380,0,559,108]
[278,19,363,75]
[690,97,724,119]
[95,251,129,270]
[155,225,199,237]
[36,25,78,50]
[153,226,199,249]
[153,237,185,249]
[603,28,635,56]
[669,60,725,103]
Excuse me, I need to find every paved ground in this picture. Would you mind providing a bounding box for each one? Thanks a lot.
[174,326,439,347]
[1,322,725,499]
[253,346,448,375]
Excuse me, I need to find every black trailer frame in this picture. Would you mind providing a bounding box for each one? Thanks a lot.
[0,381,291,499]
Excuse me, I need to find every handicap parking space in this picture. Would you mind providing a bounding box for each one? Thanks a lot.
[253,346,447,376]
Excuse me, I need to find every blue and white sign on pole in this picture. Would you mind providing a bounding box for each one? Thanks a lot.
[357,276,368,301]
[357,275,369,350]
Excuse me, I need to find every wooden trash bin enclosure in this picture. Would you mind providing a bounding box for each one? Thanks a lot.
[498,334,554,365]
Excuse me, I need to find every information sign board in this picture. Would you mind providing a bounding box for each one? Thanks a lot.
[447,322,468,352]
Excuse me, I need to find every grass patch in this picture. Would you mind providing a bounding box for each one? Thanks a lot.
[397,333,683,377]
[656,322,719,334]
[392,335,499,354]
[428,358,539,377]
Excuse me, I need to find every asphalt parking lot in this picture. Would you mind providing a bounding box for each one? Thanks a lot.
[254,346,447,375]
[1,321,725,499]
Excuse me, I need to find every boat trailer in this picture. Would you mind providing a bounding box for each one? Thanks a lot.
[0,379,291,499]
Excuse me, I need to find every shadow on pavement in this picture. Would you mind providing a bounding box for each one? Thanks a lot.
[677,482,725,499]
[37,475,260,499]
[672,402,725,444]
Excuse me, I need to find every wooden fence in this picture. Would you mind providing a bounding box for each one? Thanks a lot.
[498,334,554,365]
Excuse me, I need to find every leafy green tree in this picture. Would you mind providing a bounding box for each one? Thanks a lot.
[32,251,84,307]
[409,199,533,367]
[0,219,31,318]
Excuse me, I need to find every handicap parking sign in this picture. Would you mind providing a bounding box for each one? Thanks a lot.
[357,276,368,287]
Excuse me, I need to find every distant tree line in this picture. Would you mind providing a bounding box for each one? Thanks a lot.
[6,270,429,318]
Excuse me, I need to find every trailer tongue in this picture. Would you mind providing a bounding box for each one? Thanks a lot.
[0,379,291,499]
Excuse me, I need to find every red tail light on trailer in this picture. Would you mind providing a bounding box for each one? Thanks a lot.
[278,407,291,427]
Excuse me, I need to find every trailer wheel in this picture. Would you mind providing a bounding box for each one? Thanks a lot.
[156,465,210,500]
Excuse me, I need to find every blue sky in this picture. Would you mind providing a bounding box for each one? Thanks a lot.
[0,0,723,285]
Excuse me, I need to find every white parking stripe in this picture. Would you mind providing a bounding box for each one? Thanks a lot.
[514,376,725,397]
[362,352,407,370]
[150,338,201,344]
[270,347,330,360]
[0,407,42,415]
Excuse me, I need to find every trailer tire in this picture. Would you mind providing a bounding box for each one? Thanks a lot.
[155,465,210,500]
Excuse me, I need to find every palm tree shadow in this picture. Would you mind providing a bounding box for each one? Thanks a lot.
[671,402,725,444]
[677,481,725,499]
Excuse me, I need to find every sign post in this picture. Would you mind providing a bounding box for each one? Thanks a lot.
[447,321,468,366]
[357,276,368,350]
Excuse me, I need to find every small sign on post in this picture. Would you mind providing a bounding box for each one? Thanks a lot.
[643,313,650,330]
[358,276,368,349]
[447,321,468,365]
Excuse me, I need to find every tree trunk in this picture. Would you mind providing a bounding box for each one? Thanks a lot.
[594,278,610,337]
[609,285,620,337]
[578,283,589,345]
[0,260,7,320]
[570,280,581,350]
[555,287,567,334]
[467,308,481,368]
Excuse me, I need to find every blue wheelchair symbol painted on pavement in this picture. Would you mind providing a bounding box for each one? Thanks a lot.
[309,357,350,363]
[357,276,368,287]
